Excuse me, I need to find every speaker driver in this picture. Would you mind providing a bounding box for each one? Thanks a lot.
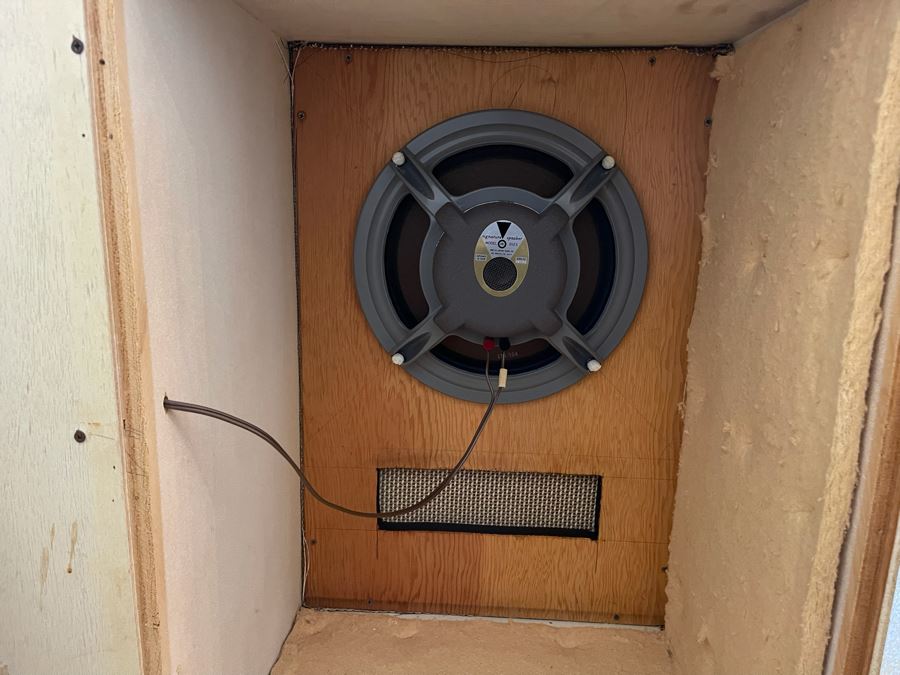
[354,109,647,403]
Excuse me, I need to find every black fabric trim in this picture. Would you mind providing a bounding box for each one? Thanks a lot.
[377,520,599,540]
[593,475,603,539]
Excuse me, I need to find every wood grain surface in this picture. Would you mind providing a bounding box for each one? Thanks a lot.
[1,1,142,671]
[85,1,169,671]
[295,46,716,625]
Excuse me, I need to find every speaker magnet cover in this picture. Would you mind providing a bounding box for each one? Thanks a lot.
[474,220,529,297]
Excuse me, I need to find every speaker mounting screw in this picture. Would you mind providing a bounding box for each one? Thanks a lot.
[391,353,405,365]
[601,155,616,170]
[587,359,602,372]
[391,151,406,166]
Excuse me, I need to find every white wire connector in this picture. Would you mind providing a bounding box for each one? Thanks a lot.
[498,367,508,389]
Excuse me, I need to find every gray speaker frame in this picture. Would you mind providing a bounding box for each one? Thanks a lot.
[354,109,647,403]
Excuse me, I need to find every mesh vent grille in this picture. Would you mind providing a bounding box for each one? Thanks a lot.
[378,468,601,539]
[482,257,517,291]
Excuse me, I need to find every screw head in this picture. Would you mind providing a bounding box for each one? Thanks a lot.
[391,353,405,366]
[71,37,85,55]
[344,53,353,64]
[601,155,615,170]
[296,110,306,120]
[704,117,713,128]
[587,359,602,372]
[391,151,406,166]
[74,430,87,443]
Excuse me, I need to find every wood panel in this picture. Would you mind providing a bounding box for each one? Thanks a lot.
[119,1,302,672]
[235,0,803,49]
[85,0,170,672]
[0,1,142,672]
[295,46,716,624]
[829,215,900,673]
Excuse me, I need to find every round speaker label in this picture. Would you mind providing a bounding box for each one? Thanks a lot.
[474,220,529,297]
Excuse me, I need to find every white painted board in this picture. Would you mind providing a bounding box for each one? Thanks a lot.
[0,2,142,673]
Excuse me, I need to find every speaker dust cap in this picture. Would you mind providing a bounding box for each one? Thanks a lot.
[354,109,647,403]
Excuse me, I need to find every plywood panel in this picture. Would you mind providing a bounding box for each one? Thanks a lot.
[0,2,141,672]
[305,531,669,625]
[84,1,169,670]
[296,47,716,624]
[121,0,302,672]
[238,0,803,47]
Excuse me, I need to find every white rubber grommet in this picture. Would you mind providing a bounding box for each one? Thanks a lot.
[391,353,405,365]
[601,155,615,170]
[391,151,406,166]
[587,359,602,372]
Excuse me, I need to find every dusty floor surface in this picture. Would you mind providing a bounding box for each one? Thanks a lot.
[272,609,672,674]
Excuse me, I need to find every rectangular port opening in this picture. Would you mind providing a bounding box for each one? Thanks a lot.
[377,468,602,540]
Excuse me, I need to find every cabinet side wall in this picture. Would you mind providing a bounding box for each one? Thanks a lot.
[0,2,142,673]
[666,1,900,673]
[122,0,301,672]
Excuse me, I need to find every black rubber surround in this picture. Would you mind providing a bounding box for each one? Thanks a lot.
[354,109,648,403]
